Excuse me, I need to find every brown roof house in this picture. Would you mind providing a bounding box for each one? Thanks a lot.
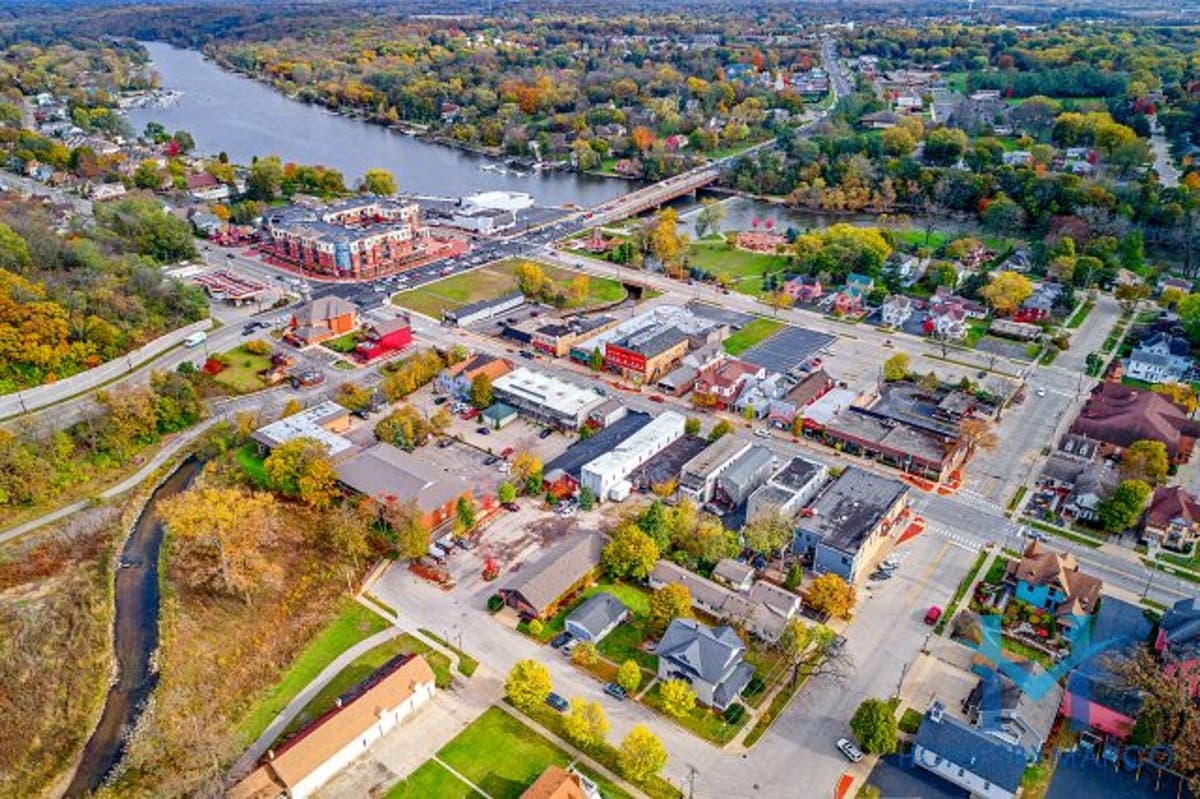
[499,533,604,619]
[1071,382,1200,464]
[336,443,473,530]
[229,654,436,799]
[1144,485,1200,553]
[1007,541,1103,629]
[521,765,601,799]
[286,296,359,347]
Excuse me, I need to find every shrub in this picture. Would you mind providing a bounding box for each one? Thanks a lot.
[723,703,746,724]
[527,619,544,637]
[243,338,273,356]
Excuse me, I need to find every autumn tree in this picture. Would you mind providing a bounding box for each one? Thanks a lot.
[511,451,543,485]
[658,678,697,719]
[469,373,494,410]
[617,660,642,693]
[571,640,599,667]
[384,497,431,559]
[980,271,1034,316]
[648,582,693,636]
[708,419,733,442]
[1098,479,1151,533]
[1121,440,1170,485]
[958,418,998,457]
[262,438,339,508]
[694,197,727,239]
[317,502,373,569]
[1115,281,1150,314]
[806,573,856,619]
[602,522,660,580]
[619,726,668,783]
[159,486,280,601]
[514,261,548,298]
[505,659,552,711]
[360,167,397,195]
[563,698,610,748]
[743,513,792,555]
[1153,382,1199,414]
[645,207,686,268]
[1108,648,1200,783]
[882,352,910,382]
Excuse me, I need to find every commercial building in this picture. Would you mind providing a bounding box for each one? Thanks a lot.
[444,291,525,327]
[746,456,828,521]
[251,401,354,458]
[714,444,777,507]
[605,325,690,382]
[818,405,967,483]
[580,411,686,501]
[492,367,605,430]
[570,306,727,374]
[262,196,428,279]
[1071,381,1200,464]
[230,655,436,799]
[353,317,412,362]
[543,412,653,497]
[286,297,359,347]
[499,534,604,619]
[335,444,472,530]
[528,315,619,358]
[677,436,753,504]
[793,467,908,583]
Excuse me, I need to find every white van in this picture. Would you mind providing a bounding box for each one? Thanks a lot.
[183,331,208,348]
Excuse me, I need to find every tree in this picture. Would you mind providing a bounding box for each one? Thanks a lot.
[1121,440,1169,485]
[958,418,998,457]
[469,373,494,409]
[571,640,598,667]
[385,497,431,559]
[685,417,702,437]
[498,481,517,504]
[505,659,552,711]
[646,207,685,268]
[658,678,697,719]
[1107,648,1200,784]
[1153,382,1199,414]
[708,419,733,442]
[578,486,596,510]
[617,660,642,693]
[511,451,543,484]
[602,522,660,580]
[1098,479,1152,533]
[133,158,161,189]
[807,573,856,619]
[882,353,910,382]
[515,261,548,298]
[588,347,604,371]
[247,155,284,201]
[318,503,372,568]
[1115,282,1150,314]
[743,513,791,555]
[850,698,899,754]
[454,496,477,536]
[648,583,693,636]
[982,194,1026,236]
[172,130,195,153]
[159,486,280,601]
[563,698,609,748]
[924,127,968,166]
[980,271,1034,316]
[694,197,727,239]
[618,726,668,783]
[263,438,338,508]
[637,501,672,550]
[360,167,397,195]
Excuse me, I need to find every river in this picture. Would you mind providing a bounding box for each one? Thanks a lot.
[126,42,632,207]
[65,458,204,798]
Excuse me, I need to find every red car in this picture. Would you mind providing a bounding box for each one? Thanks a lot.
[460,408,479,421]
[924,606,942,625]
[648,395,665,403]
[500,447,514,459]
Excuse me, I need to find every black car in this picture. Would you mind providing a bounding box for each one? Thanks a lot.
[483,455,499,466]
[545,692,569,713]
[539,428,554,439]
[550,631,573,649]
[476,426,491,436]
[503,501,521,512]
[603,683,628,701]
[433,396,448,405]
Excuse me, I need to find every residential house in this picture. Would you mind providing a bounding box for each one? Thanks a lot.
[1154,597,1200,693]
[1014,283,1061,323]
[793,467,909,583]
[1062,597,1153,739]
[335,444,473,531]
[692,358,765,411]
[286,297,359,347]
[1126,332,1193,384]
[832,273,874,316]
[521,766,600,799]
[1063,461,1119,522]
[185,171,230,202]
[353,317,412,362]
[649,561,801,641]
[1159,276,1192,296]
[880,295,914,328]
[1144,485,1200,552]
[1071,381,1200,464]
[655,618,756,709]
[783,275,823,304]
[963,663,1062,758]
[565,592,629,643]
[912,702,1026,799]
[711,559,755,592]
[499,534,604,619]
[229,655,436,799]
[1007,541,1103,627]
[860,110,899,129]
[1002,150,1032,166]
[924,300,968,340]
[437,353,513,399]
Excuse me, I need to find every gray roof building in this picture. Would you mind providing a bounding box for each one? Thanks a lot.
[499,534,604,618]
[801,467,908,556]
[715,444,777,507]
[565,592,629,642]
[912,702,1026,799]
[656,618,755,709]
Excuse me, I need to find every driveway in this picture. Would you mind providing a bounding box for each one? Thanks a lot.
[867,754,968,799]
[1047,753,1192,799]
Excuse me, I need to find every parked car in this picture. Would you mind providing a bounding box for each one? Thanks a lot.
[603,683,628,701]
[437,438,453,448]
[539,428,554,439]
[1036,386,1047,397]
[550,632,573,649]
[500,447,514,459]
[503,501,520,512]
[433,396,448,405]
[476,426,491,436]
[484,455,499,466]
[870,569,893,582]
[545,692,569,713]
[753,429,770,438]
[828,635,846,657]
[461,408,480,421]
[836,738,863,763]
[924,606,942,625]
[648,394,665,403]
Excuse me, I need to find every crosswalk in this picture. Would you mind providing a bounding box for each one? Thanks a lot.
[955,488,1007,515]
[924,522,984,552]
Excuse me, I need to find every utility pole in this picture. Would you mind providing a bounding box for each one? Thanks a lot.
[686,764,698,799]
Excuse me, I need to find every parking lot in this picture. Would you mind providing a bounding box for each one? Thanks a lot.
[406,387,576,463]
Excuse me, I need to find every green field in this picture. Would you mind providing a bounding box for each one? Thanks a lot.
[687,241,790,297]
[394,259,626,318]
[212,345,272,393]
[236,602,390,744]
[723,318,784,355]
[277,633,453,743]
[387,760,484,799]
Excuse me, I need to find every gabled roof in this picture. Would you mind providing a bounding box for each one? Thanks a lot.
[335,444,468,515]
[502,534,604,615]
[1161,597,1200,657]
[1071,382,1200,458]
[294,296,357,328]
[913,702,1026,793]
[1007,541,1102,616]
[713,558,755,586]
[566,592,628,639]
[521,766,589,799]
[1146,485,1200,530]
[657,618,745,684]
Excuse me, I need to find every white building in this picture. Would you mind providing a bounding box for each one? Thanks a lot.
[745,456,828,521]
[678,435,753,503]
[880,295,913,327]
[492,366,605,429]
[581,411,685,500]
[1126,332,1193,384]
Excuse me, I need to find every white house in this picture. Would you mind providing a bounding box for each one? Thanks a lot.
[1126,332,1193,384]
[880,294,913,327]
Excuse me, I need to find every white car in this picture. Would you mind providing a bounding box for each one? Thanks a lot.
[753,428,770,439]
[837,738,864,763]
[1036,386,1047,397]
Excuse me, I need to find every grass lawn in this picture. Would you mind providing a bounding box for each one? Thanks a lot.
[965,320,989,347]
[236,602,389,744]
[419,628,480,676]
[641,682,748,744]
[597,619,657,671]
[893,229,951,251]
[235,442,268,488]
[386,760,483,799]
[1067,301,1094,329]
[323,330,362,354]
[394,259,624,318]
[439,707,572,799]
[277,633,453,743]
[212,345,272,393]
[723,318,783,356]
[687,240,790,297]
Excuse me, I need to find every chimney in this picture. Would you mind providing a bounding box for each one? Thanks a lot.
[929,702,945,723]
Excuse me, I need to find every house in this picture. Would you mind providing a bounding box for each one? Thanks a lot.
[692,358,765,411]
[287,297,359,347]
[1002,150,1032,167]
[1062,596,1153,739]
[793,467,908,583]
[714,444,777,507]
[677,435,753,503]
[354,317,412,362]
[335,444,473,530]
[1063,461,1119,522]
[1015,283,1061,323]
[911,702,1026,799]
[521,766,600,799]
[923,300,968,340]
[767,370,834,430]
[1126,332,1193,384]
[963,663,1061,758]
[655,618,755,709]
[499,534,604,619]
[1144,485,1200,552]
[712,559,755,592]
[565,592,629,643]
[880,294,913,327]
[649,561,801,641]
[1154,597,1200,683]
[185,171,230,201]
[745,456,828,521]
[1007,540,1103,626]
[861,110,899,129]
[832,273,874,316]
[438,354,513,399]
[1071,381,1200,464]
[251,401,354,458]
[229,655,436,799]
[782,275,823,303]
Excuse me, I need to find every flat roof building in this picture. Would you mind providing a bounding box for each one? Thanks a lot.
[492,367,605,430]
[678,435,753,504]
[581,411,686,501]
[715,444,777,508]
[794,467,908,583]
[251,401,354,458]
[746,456,828,522]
